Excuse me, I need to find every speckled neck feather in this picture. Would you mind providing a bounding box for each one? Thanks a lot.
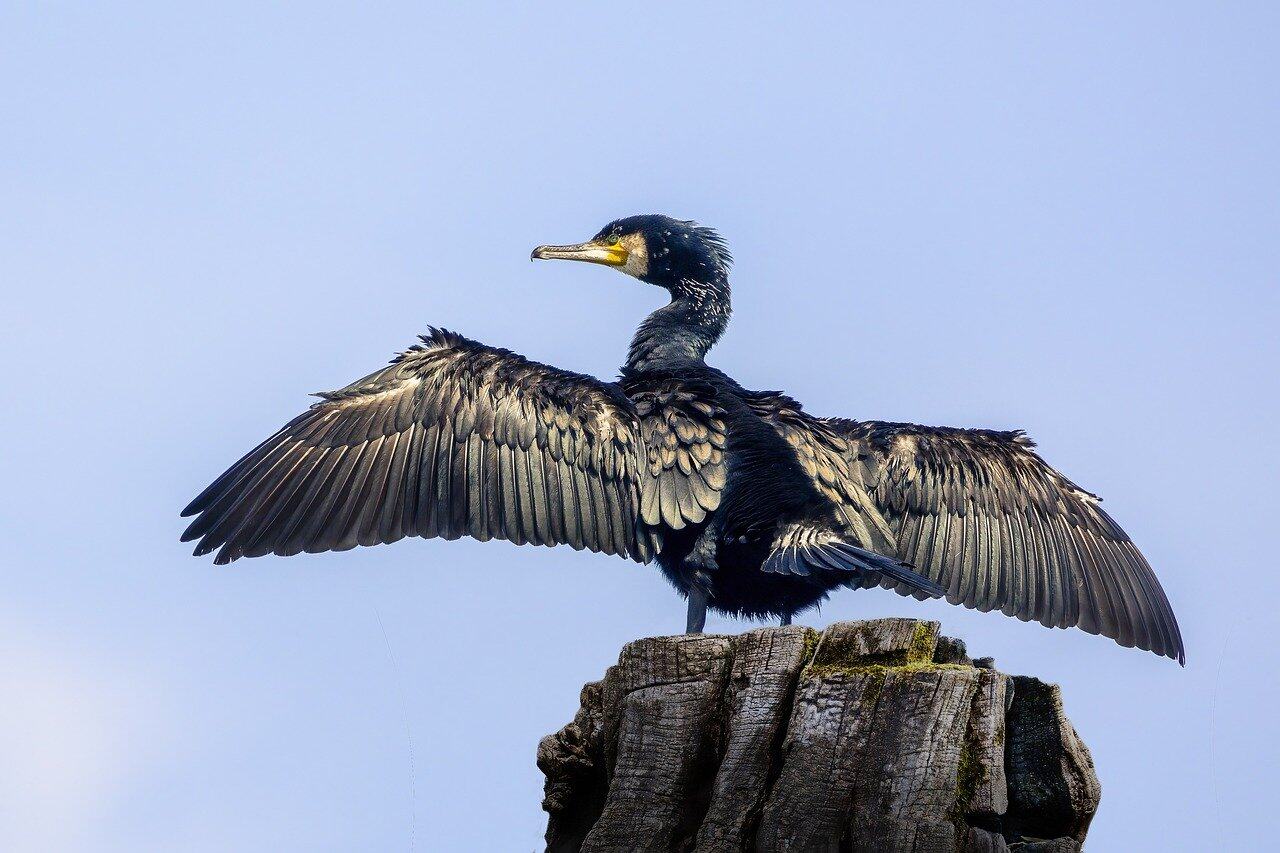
[627,273,731,371]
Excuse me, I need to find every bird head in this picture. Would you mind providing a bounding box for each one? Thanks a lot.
[532,214,732,290]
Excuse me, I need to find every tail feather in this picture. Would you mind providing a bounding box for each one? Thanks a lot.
[761,539,945,599]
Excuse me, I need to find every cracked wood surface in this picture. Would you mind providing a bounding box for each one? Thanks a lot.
[539,619,1101,852]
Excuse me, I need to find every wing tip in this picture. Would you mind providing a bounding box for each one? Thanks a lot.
[1159,630,1187,666]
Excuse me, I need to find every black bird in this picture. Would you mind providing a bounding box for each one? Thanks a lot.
[181,214,1184,663]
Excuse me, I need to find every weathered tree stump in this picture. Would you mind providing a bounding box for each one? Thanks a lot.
[539,618,1100,852]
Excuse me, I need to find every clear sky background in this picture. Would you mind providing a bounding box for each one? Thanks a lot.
[2,3,1277,851]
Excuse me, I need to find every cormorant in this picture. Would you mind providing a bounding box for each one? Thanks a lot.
[181,214,1184,663]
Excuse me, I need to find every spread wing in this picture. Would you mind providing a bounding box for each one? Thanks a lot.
[181,329,651,564]
[829,419,1184,663]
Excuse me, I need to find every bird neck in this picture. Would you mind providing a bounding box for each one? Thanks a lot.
[627,276,731,371]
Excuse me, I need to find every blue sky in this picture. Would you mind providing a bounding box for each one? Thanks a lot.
[2,3,1276,850]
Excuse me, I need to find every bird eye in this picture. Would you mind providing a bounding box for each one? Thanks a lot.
[606,235,621,246]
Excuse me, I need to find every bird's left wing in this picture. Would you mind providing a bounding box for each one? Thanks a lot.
[182,328,651,564]
[829,419,1184,663]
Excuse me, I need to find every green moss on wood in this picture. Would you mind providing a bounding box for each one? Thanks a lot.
[950,737,988,831]
[907,621,937,665]
[799,627,821,667]
[803,661,971,679]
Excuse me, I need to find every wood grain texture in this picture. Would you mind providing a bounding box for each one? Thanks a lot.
[695,627,811,852]
[1004,676,1102,844]
[541,619,1101,853]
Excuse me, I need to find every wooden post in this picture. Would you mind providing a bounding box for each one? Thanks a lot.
[539,618,1100,853]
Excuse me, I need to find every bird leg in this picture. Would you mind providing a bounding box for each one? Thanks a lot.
[686,587,708,634]
[683,523,721,635]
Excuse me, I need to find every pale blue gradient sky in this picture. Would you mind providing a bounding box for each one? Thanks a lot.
[2,4,1277,850]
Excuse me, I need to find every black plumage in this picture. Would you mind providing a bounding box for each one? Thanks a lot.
[182,214,1184,663]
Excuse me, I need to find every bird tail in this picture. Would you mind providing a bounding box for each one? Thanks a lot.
[761,530,944,599]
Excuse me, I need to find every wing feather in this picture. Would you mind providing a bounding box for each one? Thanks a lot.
[182,329,651,564]
[280,446,350,555]
[625,376,729,535]
[743,391,896,556]
[829,419,1184,663]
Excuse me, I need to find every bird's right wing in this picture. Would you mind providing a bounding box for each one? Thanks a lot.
[181,329,652,564]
